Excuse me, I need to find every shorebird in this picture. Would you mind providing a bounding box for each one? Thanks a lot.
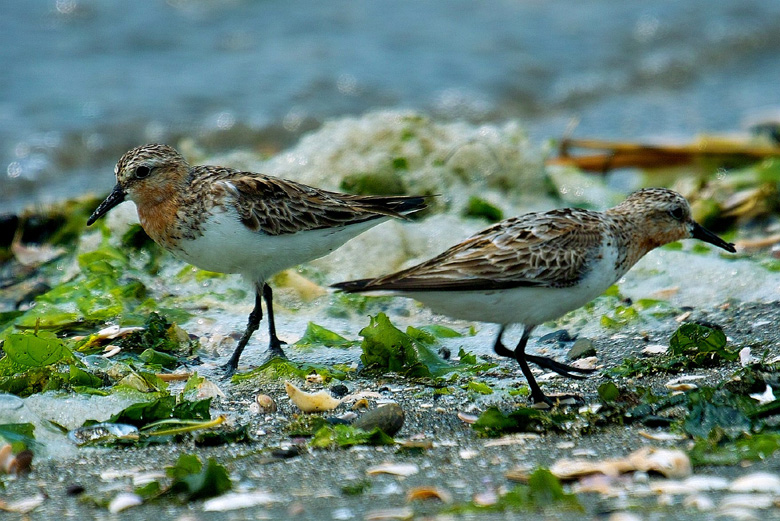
[334,188,736,405]
[87,144,427,374]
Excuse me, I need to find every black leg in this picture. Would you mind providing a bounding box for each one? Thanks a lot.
[512,325,552,406]
[223,287,263,376]
[525,354,596,379]
[492,325,515,359]
[262,283,286,359]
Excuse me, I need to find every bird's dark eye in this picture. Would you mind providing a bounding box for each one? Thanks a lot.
[135,166,151,179]
[669,207,685,220]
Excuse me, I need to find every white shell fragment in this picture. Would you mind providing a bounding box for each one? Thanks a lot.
[549,447,691,481]
[739,347,754,367]
[285,381,341,413]
[366,463,419,477]
[749,385,775,405]
[364,507,415,520]
[108,492,143,513]
[202,491,278,511]
[255,394,278,413]
[638,430,687,442]
[94,325,145,340]
[642,344,668,355]
[729,472,780,494]
[457,412,479,424]
[0,493,45,513]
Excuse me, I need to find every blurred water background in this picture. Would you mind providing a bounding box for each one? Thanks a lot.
[2,0,780,212]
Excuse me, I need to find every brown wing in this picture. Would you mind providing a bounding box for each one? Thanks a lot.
[194,166,426,236]
[337,208,605,291]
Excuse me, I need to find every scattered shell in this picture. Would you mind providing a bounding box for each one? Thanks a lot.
[399,440,433,451]
[505,467,531,482]
[352,403,405,436]
[571,356,598,371]
[101,345,122,358]
[683,494,715,511]
[457,412,479,424]
[67,423,139,446]
[472,488,498,506]
[352,398,370,410]
[665,381,698,392]
[155,372,192,382]
[629,447,691,478]
[675,310,692,322]
[94,325,145,340]
[0,445,33,475]
[642,344,668,355]
[342,391,383,402]
[285,381,341,413]
[684,475,730,491]
[606,513,643,521]
[0,493,45,513]
[486,433,539,448]
[108,492,143,513]
[306,373,324,384]
[572,473,619,495]
[739,347,755,367]
[730,472,780,494]
[649,480,694,495]
[459,449,478,460]
[11,242,66,266]
[720,493,774,510]
[638,430,687,441]
[256,394,277,413]
[406,486,453,503]
[202,491,278,511]
[550,447,691,481]
[749,385,775,405]
[190,379,226,400]
[650,286,679,299]
[366,463,419,477]
[364,507,415,521]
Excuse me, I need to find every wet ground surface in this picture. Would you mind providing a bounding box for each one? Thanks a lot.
[4,300,780,520]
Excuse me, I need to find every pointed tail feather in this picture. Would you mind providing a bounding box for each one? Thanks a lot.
[331,278,375,293]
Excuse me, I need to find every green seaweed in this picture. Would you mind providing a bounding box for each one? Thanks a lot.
[358,313,489,378]
[448,468,582,513]
[0,423,36,453]
[310,424,395,449]
[231,357,349,383]
[135,454,232,501]
[294,322,357,349]
[464,196,504,222]
[465,380,493,395]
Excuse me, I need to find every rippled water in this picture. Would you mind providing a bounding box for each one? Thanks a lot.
[2,0,780,212]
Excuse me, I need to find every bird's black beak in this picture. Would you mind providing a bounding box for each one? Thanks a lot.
[87,184,126,226]
[692,222,736,253]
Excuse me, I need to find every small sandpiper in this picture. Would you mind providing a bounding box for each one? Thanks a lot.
[334,188,737,405]
[87,144,427,374]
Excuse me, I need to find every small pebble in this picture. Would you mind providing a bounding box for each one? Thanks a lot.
[353,403,405,436]
[330,384,349,398]
[567,338,595,360]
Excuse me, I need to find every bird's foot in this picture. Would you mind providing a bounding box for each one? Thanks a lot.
[530,391,586,409]
[525,353,596,380]
[220,359,238,380]
[267,338,287,360]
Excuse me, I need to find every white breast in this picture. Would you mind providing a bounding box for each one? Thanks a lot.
[174,207,387,282]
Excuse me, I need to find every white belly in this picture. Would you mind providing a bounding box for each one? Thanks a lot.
[174,208,386,282]
[402,239,623,326]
